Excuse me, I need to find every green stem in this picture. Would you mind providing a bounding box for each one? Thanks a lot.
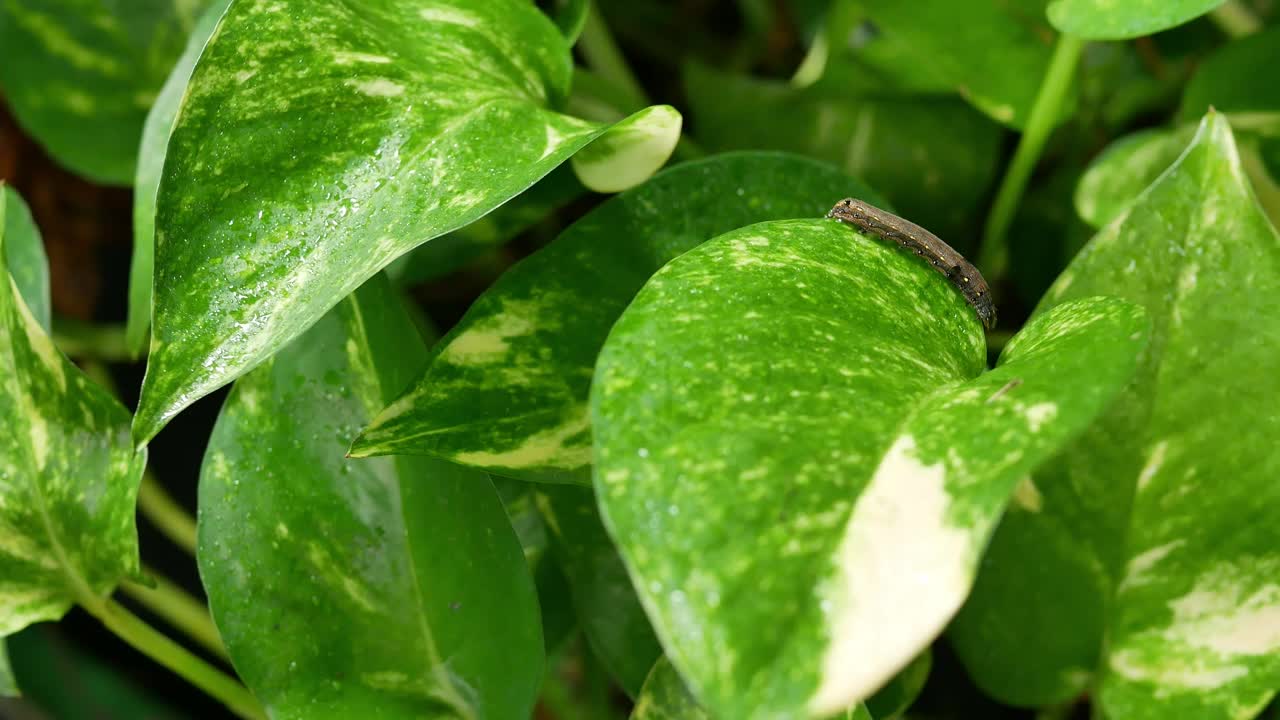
[78,597,264,720]
[137,470,199,555]
[121,567,228,662]
[1209,0,1262,37]
[577,4,649,111]
[977,33,1086,285]
[52,317,132,361]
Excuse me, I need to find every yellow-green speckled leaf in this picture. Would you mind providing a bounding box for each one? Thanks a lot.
[953,113,1280,720]
[132,0,680,444]
[1047,0,1225,40]
[198,274,542,719]
[0,186,147,641]
[126,0,232,358]
[351,152,884,482]
[0,0,208,184]
[593,218,1149,718]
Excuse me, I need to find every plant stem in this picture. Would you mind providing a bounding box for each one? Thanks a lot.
[137,470,199,555]
[52,317,132,361]
[577,4,649,111]
[977,33,1086,284]
[122,567,228,661]
[1209,0,1262,37]
[78,596,265,720]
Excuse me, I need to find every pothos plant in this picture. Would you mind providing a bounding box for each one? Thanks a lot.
[1,0,1279,718]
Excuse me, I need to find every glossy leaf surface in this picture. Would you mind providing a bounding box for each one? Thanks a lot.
[538,484,661,696]
[351,152,883,481]
[1,188,49,332]
[198,275,542,719]
[126,0,232,357]
[0,0,205,184]
[593,218,1149,718]
[133,0,680,443]
[858,0,1058,128]
[0,190,146,638]
[953,114,1280,720]
[683,63,1001,241]
[1047,0,1225,40]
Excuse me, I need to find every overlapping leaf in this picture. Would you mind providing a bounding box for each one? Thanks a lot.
[132,0,681,443]
[593,218,1149,718]
[1047,0,1226,40]
[856,0,1060,129]
[350,152,883,481]
[537,485,661,696]
[126,0,232,357]
[683,63,1001,241]
[953,113,1280,720]
[0,0,207,184]
[630,657,711,720]
[198,274,542,719]
[1179,26,1280,122]
[0,189,147,640]
[1,188,49,332]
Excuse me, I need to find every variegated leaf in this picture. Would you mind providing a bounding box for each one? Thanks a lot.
[0,187,147,639]
[198,274,542,719]
[0,0,207,184]
[953,113,1280,720]
[1,188,49,333]
[593,218,1149,718]
[126,0,232,357]
[1047,0,1226,40]
[132,0,681,443]
[350,152,884,482]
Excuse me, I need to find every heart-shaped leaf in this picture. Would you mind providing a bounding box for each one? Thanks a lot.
[350,152,884,481]
[593,218,1149,718]
[198,274,542,719]
[0,188,147,640]
[683,63,1001,241]
[952,113,1280,720]
[857,0,1062,128]
[0,0,207,184]
[1047,0,1226,40]
[126,0,233,358]
[132,0,681,444]
[1,188,49,332]
[537,485,662,696]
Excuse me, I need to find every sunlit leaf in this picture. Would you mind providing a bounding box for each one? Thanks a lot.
[593,218,1148,718]
[953,113,1280,720]
[198,274,541,719]
[132,0,680,443]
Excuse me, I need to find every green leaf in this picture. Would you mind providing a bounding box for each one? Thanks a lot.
[630,657,709,720]
[0,0,206,184]
[1074,126,1195,229]
[547,0,590,45]
[630,656,874,720]
[6,625,183,718]
[683,63,1001,241]
[1046,0,1226,40]
[1180,25,1280,122]
[865,650,930,719]
[537,485,661,697]
[857,0,1061,128]
[1,187,50,332]
[126,0,233,358]
[132,0,681,445]
[592,218,1149,718]
[0,188,147,639]
[952,113,1280,719]
[350,152,884,481]
[197,274,543,719]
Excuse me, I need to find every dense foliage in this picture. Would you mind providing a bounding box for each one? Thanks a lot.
[2,0,1279,718]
